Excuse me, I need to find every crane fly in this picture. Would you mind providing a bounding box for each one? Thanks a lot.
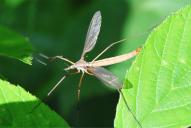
[40,11,142,128]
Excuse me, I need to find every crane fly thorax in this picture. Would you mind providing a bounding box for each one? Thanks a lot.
[64,59,90,73]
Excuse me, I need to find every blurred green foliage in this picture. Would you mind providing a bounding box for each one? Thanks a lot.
[3,0,25,8]
[0,0,190,127]
[0,26,33,65]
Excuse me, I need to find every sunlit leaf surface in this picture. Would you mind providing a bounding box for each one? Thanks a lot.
[115,5,191,128]
[0,79,69,127]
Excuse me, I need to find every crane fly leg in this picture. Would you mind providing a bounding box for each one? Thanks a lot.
[91,38,127,62]
[39,53,74,65]
[51,56,74,64]
[48,70,80,96]
[30,71,80,113]
[77,73,85,102]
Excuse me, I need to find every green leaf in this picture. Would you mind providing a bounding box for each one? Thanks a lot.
[115,5,191,128]
[0,26,33,65]
[0,79,69,127]
[111,0,190,80]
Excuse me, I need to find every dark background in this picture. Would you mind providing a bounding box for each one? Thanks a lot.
[0,0,190,127]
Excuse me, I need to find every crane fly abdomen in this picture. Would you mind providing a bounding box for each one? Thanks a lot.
[91,48,141,67]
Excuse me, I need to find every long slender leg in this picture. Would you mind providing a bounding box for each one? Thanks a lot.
[91,30,148,62]
[52,56,74,64]
[77,72,85,102]
[118,89,142,128]
[39,53,74,64]
[30,75,67,113]
[91,39,127,62]
[76,72,84,127]
[30,71,80,113]
[48,71,80,96]
[47,76,66,96]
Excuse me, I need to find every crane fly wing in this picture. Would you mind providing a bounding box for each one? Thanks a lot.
[81,11,102,58]
[88,67,122,89]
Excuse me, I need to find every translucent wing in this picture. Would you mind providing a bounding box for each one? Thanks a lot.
[81,11,102,58]
[88,67,122,89]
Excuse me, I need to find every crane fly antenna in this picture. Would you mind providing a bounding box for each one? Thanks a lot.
[118,89,142,128]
